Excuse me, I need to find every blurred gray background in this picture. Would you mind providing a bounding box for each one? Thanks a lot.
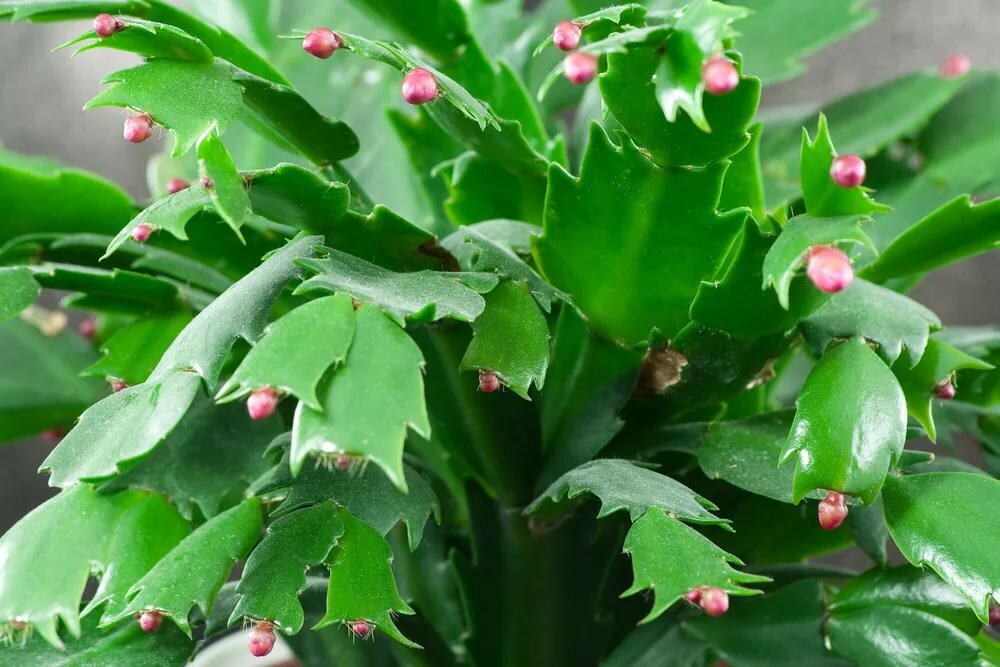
[0,0,998,533]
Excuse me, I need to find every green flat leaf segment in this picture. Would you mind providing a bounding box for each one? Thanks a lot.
[58,16,213,61]
[217,295,356,410]
[532,3,646,55]
[782,338,907,504]
[535,123,744,343]
[295,248,491,326]
[197,127,250,238]
[0,487,189,648]
[623,507,768,623]
[883,472,1000,623]
[291,304,430,490]
[315,508,417,647]
[84,310,193,386]
[0,266,40,323]
[527,459,728,527]
[109,497,263,636]
[102,185,213,259]
[762,214,876,309]
[230,502,344,634]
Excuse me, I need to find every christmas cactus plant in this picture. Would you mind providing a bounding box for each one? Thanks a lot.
[2,0,1000,665]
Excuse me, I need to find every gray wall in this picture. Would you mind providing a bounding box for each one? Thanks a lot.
[0,1,998,533]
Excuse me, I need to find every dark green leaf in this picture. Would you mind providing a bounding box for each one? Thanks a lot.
[535,124,744,343]
[461,280,549,399]
[781,337,907,504]
[720,123,765,219]
[103,185,213,259]
[603,623,709,667]
[527,459,727,527]
[440,153,546,226]
[883,472,1000,622]
[197,128,250,237]
[800,278,941,366]
[344,0,470,60]
[846,498,889,567]
[84,310,192,386]
[314,508,417,647]
[296,248,491,326]
[0,266,40,323]
[623,507,768,623]
[85,60,244,157]
[217,295,356,410]
[108,497,262,635]
[30,263,182,313]
[762,214,875,309]
[230,502,344,633]
[801,115,889,218]
[291,305,430,490]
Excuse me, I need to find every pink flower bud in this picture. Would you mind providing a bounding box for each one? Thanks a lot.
[131,223,154,244]
[78,318,96,340]
[247,387,280,420]
[478,370,500,393]
[110,378,129,393]
[303,28,342,59]
[335,454,352,471]
[349,620,372,638]
[165,178,189,195]
[685,589,702,604]
[940,54,971,79]
[123,113,153,144]
[248,621,276,657]
[806,246,854,294]
[818,491,848,531]
[830,154,867,188]
[401,68,439,105]
[200,176,214,190]
[553,21,582,51]
[702,57,739,96]
[40,428,65,443]
[563,52,597,85]
[990,605,1000,626]
[699,588,729,617]
[934,381,956,400]
[93,13,124,38]
[138,611,162,632]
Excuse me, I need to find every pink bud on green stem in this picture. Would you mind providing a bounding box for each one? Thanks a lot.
[93,13,124,38]
[349,620,372,638]
[830,154,867,188]
[123,113,154,144]
[806,246,854,294]
[303,28,342,59]
[247,387,280,420]
[702,57,739,96]
[478,370,500,393]
[553,21,582,51]
[110,378,129,393]
[401,69,439,105]
[563,52,597,85]
[132,223,154,244]
[934,381,956,400]
[248,621,276,657]
[699,588,729,616]
[138,610,162,632]
[940,54,971,79]
[818,491,848,531]
[166,178,189,195]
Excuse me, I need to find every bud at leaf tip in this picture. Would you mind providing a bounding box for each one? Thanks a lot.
[348,620,372,638]
[830,154,867,188]
[401,68,439,105]
[934,381,956,400]
[132,224,154,244]
[303,27,342,59]
[702,57,739,96]
[685,589,702,604]
[478,370,500,393]
[78,319,96,340]
[699,588,729,616]
[248,621,276,657]
[553,21,582,51]
[989,605,1000,626]
[940,54,971,78]
[247,387,280,420]
[563,52,597,85]
[138,610,162,633]
[166,178,189,195]
[806,246,854,294]
[110,378,128,393]
[93,13,124,38]
[818,491,848,531]
[123,113,153,144]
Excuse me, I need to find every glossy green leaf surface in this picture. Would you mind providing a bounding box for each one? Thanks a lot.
[291,305,430,489]
[315,508,417,647]
[109,497,262,635]
[61,16,212,61]
[781,338,907,504]
[762,214,875,309]
[720,123,766,220]
[197,128,250,237]
[217,295,356,410]
[85,310,192,385]
[623,507,767,623]
[535,124,743,343]
[800,278,941,366]
[883,472,1000,622]
[0,487,189,647]
[461,280,549,399]
[891,338,993,440]
[105,394,281,519]
[230,502,343,633]
[801,115,889,218]
[847,497,890,567]
[0,266,40,322]
[527,459,727,527]
[85,60,244,157]
[103,185,212,259]
[296,248,491,326]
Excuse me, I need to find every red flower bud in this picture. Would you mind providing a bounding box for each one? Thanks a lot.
[401,68,439,105]
[131,223,154,244]
[553,21,582,51]
[78,318,96,340]
[478,370,500,393]
[248,621,276,657]
[123,113,153,144]
[349,620,372,638]
[110,378,129,393]
[166,178,189,195]
[247,387,280,420]
[940,54,971,79]
[989,605,1000,626]
[563,52,597,85]
[830,154,867,188]
[934,381,956,400]
[702,57,739,96]
[818,491,848,531]
[93,13,124,38]
[138,610,162,632]
[699,587,729,617]
[685,589,702,604]
[303,28,342,59]
[806,246,854,294]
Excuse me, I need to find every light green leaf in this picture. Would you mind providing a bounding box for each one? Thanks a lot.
[527,459,727,527]
[535,123,744,343]
[781,337,907,504]
[801,114,889,218]
[84,60,244,157]
[295,248,490,326]
[762,214,875,309]
[891,338,994,441]
[30,263,182,313]
[59,16,212,61]
[623,507,768,623]
[800,278,941,366]
[110,497,262,636]
[0,266,40,322]
[461,280,549,399]
[84,310,192,386]
[217,295,356,410]
[0,1,150,23]
[532,3,646,56]
[230,502,344,634]
[102,185,212,259]
[197,128,250,237]
[291,305,430,490]
[883,472,1000,623]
